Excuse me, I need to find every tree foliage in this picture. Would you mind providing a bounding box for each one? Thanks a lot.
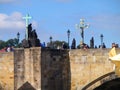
[0,40,6,49]
[47,40,68,49]
[0,38,20,50]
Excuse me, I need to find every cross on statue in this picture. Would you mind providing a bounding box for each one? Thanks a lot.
[75,18,89,44]
[23,14,32,40]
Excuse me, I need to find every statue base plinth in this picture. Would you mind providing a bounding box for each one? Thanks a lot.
[22,39,31,48]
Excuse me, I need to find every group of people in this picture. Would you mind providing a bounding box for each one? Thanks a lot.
[0,46,14,52]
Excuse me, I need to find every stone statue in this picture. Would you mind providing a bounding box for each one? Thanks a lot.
[71,38,76,49]
[90,37,94,48]
[28,23,32,39]
[32,29,37,39]
[22,23,40,48]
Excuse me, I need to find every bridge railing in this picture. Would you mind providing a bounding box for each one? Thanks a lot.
[81,71,116,90]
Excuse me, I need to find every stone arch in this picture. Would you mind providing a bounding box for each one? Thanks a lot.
[82,72,116,90]
[94,78,120,90]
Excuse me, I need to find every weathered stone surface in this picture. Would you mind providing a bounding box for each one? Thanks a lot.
[0,52,14,90]
[1,48,120,90]
[69,49,116,90]
[14,47,41,90]
[41,49,70,90]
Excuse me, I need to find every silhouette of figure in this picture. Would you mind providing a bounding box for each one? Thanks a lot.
[71,38,76,49]
[81,29,84,38]
[28,23,32,39]
[102,43,106,48]
[22,23,40,48]
[32,29,37,39]
[62,43,67,49]
[90,37,94,48]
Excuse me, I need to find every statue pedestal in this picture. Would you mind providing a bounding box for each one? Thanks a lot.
[22,39,31,48]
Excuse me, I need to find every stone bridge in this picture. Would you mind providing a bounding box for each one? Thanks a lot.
[0,48,120,90]
[69,49,117,90]
[82,71,116,90]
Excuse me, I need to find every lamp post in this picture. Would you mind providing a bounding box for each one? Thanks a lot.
[76,18,89,44]
[100,34,103,47]
[17,32,20,46]
[49,36,53,48]
[50,36,52,43]
[67,29,70,49]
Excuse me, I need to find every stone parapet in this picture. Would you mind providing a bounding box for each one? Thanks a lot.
[0,48,120,90]
[0,52,14,90]
[69,49,115,90]
[14,47,41,90]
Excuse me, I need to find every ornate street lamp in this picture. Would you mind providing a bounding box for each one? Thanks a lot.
[76,18,89,44]
[67,29,70,49]
[49,36,53,48]
[49,36,52,44]
[17,32,20,44]
[100,34,103,47]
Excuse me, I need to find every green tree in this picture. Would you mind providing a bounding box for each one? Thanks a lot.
[47,40,68,49]
[6,38,18,47]
[0,40,6,49]
[0,38,21,50]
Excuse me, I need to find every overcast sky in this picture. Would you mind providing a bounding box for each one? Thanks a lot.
[0,0,120,48]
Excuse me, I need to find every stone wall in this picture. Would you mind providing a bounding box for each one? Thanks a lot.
[0,52,14,90]
[69,49,120,90]
[14,47,70,90]
[14,47,41,90]
[0,48,120,90]
[41,48,70,90]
